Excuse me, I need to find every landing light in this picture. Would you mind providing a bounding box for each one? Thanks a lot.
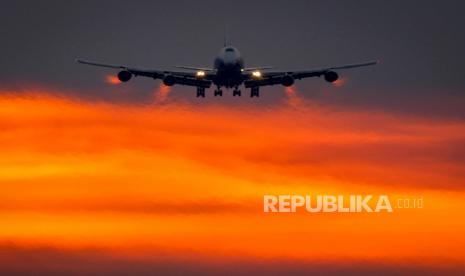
[196,71,206,78]
[252,70,262,78]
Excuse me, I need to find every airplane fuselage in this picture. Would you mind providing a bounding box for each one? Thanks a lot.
[213,46,244,88]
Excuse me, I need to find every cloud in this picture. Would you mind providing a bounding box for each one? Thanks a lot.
[1,88,465,271]
[1,87,465,190]
[0,199,251,215]
[0,244,464,276]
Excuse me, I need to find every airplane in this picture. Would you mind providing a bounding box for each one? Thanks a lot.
[76,43,377,98]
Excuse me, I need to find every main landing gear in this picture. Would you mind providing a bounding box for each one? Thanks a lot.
[196,87,259,98]
[196,87,205,97]
[214,88,223,96]
[250,87,259,97]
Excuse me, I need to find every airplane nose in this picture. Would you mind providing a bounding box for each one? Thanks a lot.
[224,60,235,66]
[223,55,236,64]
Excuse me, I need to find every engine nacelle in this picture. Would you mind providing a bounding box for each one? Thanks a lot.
[163,75,176,86]
[281,75,295,87]
[117,70,132,82]
[324,71,339,83]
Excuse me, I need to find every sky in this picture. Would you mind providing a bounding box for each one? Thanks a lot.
[1,0,465,117]
[0,0,465,275]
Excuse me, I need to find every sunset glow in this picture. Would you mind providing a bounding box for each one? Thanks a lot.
[0,88,464,273]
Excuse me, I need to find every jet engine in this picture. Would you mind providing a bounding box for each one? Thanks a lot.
[281,75,295,87]
[117,70,132,82]
[163,75,176,86]
[324,71,339,83]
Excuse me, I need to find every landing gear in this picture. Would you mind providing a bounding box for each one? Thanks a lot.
[196,87,205,97]
[214,88,223,96]
[233,89,241,97]
[250,87,260,97]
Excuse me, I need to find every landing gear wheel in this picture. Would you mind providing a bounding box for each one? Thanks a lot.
[233,89,241,97]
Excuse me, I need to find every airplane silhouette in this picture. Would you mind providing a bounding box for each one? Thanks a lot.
[77,42,377,98]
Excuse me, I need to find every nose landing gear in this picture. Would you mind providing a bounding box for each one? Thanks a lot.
[250,87,259,97]
[214,88,223,96]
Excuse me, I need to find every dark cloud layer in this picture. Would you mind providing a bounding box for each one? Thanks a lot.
[1,245,463,276]
[1,0,464,117]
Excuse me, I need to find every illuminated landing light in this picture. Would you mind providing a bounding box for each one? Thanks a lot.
[196,71,206,78]
[240,68,244,72]
[252,70,262,78]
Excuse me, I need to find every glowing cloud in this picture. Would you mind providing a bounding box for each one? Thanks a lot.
[0,88,464,274]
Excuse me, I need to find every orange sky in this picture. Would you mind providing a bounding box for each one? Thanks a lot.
[0,87,465,273]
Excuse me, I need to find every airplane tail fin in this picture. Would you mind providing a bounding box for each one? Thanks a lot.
[224,25,231,47]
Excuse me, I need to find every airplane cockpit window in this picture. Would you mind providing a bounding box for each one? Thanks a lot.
[225,48,234,52]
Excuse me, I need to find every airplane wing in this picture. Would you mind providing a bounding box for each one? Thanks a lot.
[173,65,215,71]
[243,60,378,88]
[76,59,213,88]
[243,66,275,71]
